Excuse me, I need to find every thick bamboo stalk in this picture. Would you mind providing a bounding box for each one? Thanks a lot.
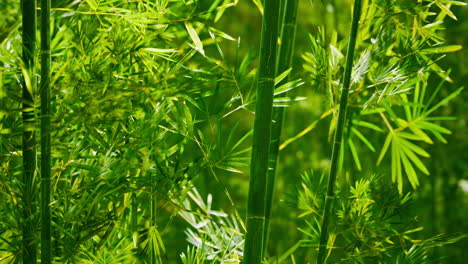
[40,0,52,263]
[316,0,362,263]
[243,0,281,263]
[263,0,299,255]
[21,0,38,263]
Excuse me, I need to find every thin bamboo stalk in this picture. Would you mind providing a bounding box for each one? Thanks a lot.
[21,0,37,263]
[149,190,157,264]
[40,0,52,263]
[316,1,362,263]
[263,0,299,256]
[243,0,281,263]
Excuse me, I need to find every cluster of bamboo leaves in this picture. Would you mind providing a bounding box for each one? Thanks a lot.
[301,0,465,194]
[293,170,466,263]
[0,0,261,262]
[294,0,467,262]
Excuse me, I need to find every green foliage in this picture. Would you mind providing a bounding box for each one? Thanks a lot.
[1,0,249,262]
[0,0,466,263]
[302,0,465,194]
[296,171,466,263]
[178,187,244,263]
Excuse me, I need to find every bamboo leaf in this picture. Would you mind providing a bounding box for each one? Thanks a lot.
[399,137,430,158]
[351,127,375,152]
[425,87,463,116]
[398,132,424,141]
[409,125,433,144]
[348,138,362,171]
[400,150,419,189]
[400,143,430,175]
[435,2,458,20]
[377,133,392,165]
[352,120,384,132]
[274,68,292,85]
[185,21,205,56]
[416,120,452,134]
[143,47,178,53]
[420,45,462,54]
[274,79,305,96]
[208,26,236,41]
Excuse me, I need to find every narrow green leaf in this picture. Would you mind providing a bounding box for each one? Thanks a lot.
[425,87,463,117]
[409,124,433,144]
[360,108,385,115]
[208,27,236,41]
[351,127,375,152]
[446,0,468,5]
[143,47,178,53]
[398,131,424,141]
[390,144,398,186]
[353,120,384,132]
[225,121,240,148]
[400,143,430,175]
[401,94,412,121]
[399,137,430,158]
[400,150,419,189]
[274,68,292,86]
[430,131,448,144]
[420,45,462,54]
[377,133,392,165]
[348,138,362,171]
[396,144,403,193]
[274,79,305,96]
[185,21,205,56]
[416,120,452,134]
[435,2,458,20]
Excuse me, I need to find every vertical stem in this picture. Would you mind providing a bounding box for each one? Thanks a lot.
[40,0,52,263]
[263,0,299,256]
[22,0,38,263]
[243,0,281,263]
[149,190,157,264]
[316,0,362,263]
[131,192,138,239]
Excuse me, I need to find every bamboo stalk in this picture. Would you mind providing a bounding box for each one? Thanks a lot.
[40,0,52,263]
[149,189,157,264]
[316,0,362,263]
[263,0,299,255]
[21,0,38,263]
[243,0,281,263]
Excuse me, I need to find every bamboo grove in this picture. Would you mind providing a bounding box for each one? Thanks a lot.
[0,0,466,263]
